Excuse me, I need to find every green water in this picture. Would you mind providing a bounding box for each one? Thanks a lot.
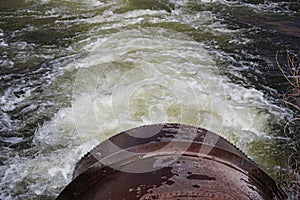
[0,0,299,199]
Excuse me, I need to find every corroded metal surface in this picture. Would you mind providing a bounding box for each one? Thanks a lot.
[56,123,287,200]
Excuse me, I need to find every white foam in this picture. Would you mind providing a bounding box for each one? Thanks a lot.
[69,28,280,144]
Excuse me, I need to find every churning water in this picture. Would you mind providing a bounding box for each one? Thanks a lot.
[0,0,299,199]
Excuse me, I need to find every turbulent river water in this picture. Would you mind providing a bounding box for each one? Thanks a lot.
[0,0,299,199]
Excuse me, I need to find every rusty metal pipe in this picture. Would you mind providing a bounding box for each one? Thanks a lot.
[56,123,287,200]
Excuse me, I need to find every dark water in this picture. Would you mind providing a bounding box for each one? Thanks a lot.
[0,0,299,199]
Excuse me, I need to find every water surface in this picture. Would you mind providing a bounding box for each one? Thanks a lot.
[0,0,299,199]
